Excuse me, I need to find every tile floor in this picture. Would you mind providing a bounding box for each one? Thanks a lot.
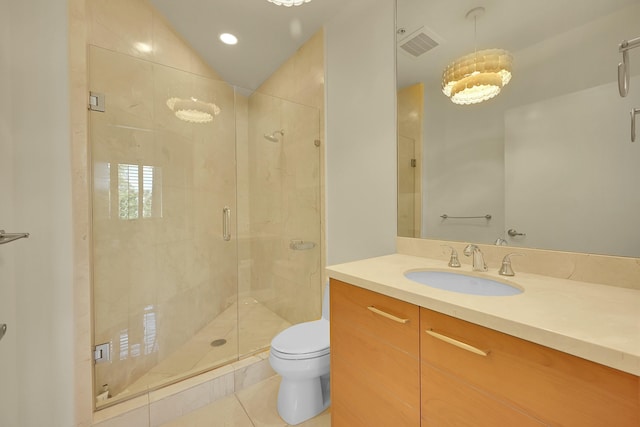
[161,375,331,427]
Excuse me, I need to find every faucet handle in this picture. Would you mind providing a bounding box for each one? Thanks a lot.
[499,253,524,276]
[494,237,508,246]
[441,245,461,268]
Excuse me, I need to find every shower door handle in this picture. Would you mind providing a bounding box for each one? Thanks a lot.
[222,207,231,241]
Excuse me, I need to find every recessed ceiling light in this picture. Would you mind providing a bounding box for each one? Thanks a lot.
[219,33,238,45]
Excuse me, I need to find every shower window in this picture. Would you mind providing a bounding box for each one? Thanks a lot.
[117,163,162,220]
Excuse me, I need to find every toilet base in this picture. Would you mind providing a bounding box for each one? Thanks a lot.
[277,373,330,425]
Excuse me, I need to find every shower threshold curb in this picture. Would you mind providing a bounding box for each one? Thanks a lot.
[92,350,275,426]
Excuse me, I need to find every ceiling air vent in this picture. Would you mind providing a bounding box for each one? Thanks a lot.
[398,26,441,58]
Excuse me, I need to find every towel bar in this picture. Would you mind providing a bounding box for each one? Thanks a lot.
[0,230,30,245]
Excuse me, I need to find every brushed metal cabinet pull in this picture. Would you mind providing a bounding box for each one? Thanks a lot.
[426,329,489,357]
[367,306,410,324]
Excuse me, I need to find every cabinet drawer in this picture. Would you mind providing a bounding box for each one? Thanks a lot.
[420,307,640,427]
[421,362,546,427]
[330,279,419,355]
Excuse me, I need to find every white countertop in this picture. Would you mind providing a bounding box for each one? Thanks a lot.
[326,254,640,376]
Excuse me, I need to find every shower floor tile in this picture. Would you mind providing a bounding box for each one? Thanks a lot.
[108,297,291,404]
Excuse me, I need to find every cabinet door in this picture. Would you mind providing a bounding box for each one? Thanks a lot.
[420,308,640,427]
[421,362,546,427]
[331,279,420,427]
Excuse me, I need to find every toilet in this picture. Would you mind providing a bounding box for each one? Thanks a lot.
[269,283,330,425]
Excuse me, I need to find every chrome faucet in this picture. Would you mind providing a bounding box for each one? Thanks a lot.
[463,244,488,271]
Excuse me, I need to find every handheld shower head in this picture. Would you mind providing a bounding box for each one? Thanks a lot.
[264,129,284,142]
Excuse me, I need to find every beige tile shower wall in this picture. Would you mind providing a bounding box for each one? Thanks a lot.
[246,30,325,325]
[247,94,322,325]
[397,237,640,290]
[86,0,221,80]
[257,30,325,110]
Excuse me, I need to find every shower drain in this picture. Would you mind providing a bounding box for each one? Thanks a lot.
[210,339,227,347]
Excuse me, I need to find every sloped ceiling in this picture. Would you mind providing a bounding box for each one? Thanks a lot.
[150,0,352,90]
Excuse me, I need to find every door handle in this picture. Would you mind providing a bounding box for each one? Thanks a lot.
[222,207,231,241]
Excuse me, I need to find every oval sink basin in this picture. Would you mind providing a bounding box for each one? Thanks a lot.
[404,270,523,296]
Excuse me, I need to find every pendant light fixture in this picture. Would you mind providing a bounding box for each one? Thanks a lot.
[267,0,311,6]
[442,7,513,105]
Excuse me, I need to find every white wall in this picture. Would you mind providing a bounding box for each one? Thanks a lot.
[422,86,505,244]
[505,76,640,257]
[0,1,18,426]
[0,1,75,426]
[325,0,397,265]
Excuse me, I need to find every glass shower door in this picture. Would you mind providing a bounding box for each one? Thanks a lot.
[89,45,239,407]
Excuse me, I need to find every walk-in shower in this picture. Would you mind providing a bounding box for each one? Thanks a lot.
[89,45,321,408]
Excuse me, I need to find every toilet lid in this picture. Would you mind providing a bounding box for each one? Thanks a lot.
[271,319,329,356]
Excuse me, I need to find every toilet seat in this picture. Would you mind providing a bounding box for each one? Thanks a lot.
[271,346,330,360]
[271,319,329,360]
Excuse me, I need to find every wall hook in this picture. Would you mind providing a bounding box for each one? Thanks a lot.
[618,37,640,97]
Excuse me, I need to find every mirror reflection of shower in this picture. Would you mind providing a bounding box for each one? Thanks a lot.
[264,129,285,142]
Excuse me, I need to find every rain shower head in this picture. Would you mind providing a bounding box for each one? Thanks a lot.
[264,129,284,142]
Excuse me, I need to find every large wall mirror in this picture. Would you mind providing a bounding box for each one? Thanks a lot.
[396,0,640,258]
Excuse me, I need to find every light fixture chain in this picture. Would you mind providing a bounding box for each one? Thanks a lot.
[474,15,477,54]
[474,15,478,71]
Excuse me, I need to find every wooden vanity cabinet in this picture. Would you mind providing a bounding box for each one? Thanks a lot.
[330,280,639,426]
[330,279,421,427]
[420,307,640,427]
